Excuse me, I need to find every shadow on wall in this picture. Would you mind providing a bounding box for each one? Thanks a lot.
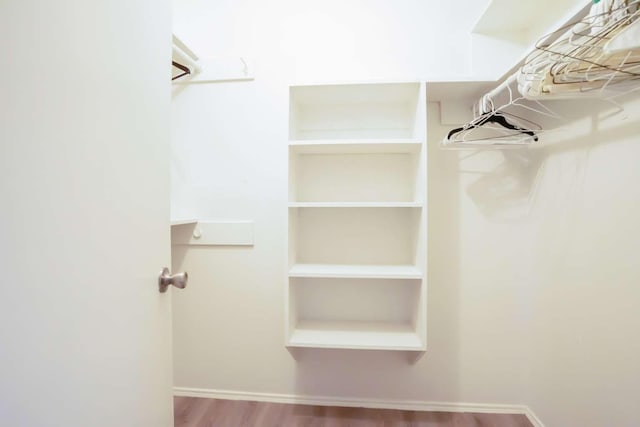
[460,92,640,223]
[464,150,546,223]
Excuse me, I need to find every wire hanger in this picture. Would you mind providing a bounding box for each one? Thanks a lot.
[442,76,555,148]
[447,113,538,142]
[519,0,640,99]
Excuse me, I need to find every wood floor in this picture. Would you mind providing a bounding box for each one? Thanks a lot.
[174,397,534,427]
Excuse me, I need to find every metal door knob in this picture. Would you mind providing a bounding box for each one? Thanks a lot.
[158,267,188,293]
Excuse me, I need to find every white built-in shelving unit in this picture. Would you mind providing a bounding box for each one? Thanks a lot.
[286,82,427,352]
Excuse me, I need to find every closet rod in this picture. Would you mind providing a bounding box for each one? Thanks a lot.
[479,73,518,113]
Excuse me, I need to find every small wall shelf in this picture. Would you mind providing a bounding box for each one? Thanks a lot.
[286,82,427,352]
[171,220,254,246]
[170,219,198,226]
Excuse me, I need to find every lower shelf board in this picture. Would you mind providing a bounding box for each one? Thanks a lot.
[287,320,424,351]
[289,264,423,279]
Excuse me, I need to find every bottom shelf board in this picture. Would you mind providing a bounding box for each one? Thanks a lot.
[287,320,423,351]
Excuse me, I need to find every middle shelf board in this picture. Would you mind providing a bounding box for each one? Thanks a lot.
[289,264,423,279]
[288,202,423,208]
[289,139,422,154]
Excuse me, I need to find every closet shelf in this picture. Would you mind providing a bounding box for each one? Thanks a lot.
[289,264,423,279]
[472,0,586,35]
[288,202,423,208]
[289,139,422,154]
[288,320,424,351]
[287,81,427,355]
[170,219,198,226]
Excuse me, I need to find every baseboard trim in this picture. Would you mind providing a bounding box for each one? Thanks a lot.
[524,406,545,427]
[174,387,540,422]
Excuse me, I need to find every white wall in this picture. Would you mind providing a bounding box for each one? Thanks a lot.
[170,0,532,406]
[433,92,640,425]
[171,1,640,423]
[524,96,640,427]
[172,0,485,84]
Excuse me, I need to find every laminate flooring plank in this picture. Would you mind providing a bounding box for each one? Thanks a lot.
[195,398,233,427]
[173,397,534,427]
[174,397,214,427]
[288,404,326,427]
[451,413,485,427]
[233,400,261,426]
[499,414,534,427]
[403,410,455,427]
[220,399,257,427]
[252,401,291,427]
[451,412,532,427]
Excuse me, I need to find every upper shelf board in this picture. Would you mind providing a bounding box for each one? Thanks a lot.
[290,82,421,105]
[289,82,423,141]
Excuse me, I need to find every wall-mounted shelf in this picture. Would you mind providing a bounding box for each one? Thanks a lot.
[171,34,254,84]
[290,207,421,265]
[288,320,423,351]
[289,146,422,203]
[289,139,422,154]
[470,0,589,78]
[289,83,422,140]
[473,0,586,36]
[171,220,254,246]
[170,219,198,226]
[288,202,423,208]
[286,82,427,353]
[289,264,423,279]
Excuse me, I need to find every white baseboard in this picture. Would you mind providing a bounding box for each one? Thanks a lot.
[524,406,546,427]
[174,387,543,425]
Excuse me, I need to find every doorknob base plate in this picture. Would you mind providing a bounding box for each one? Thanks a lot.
[159,267,171,293]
